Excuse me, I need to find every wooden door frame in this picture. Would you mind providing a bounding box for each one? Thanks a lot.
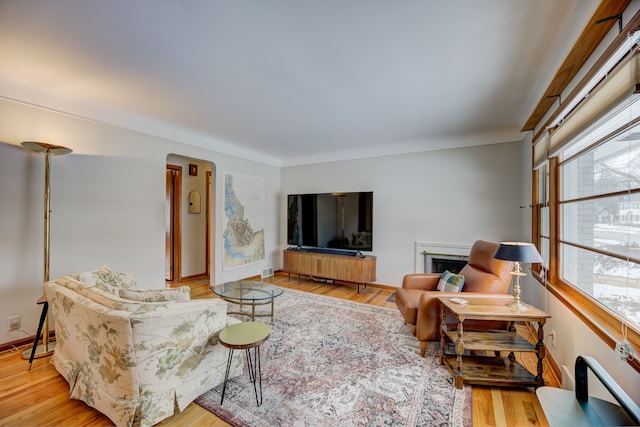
[206,170,212,279]
[166,164,182,282]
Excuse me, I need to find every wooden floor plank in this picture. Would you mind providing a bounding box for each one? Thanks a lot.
[0,272,552,426]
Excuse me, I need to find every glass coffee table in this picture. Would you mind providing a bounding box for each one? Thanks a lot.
[212,281,284,322]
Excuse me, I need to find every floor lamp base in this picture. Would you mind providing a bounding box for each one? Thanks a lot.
[21,342,56,359]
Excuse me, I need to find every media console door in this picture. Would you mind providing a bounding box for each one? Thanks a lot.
[282,250,376,293]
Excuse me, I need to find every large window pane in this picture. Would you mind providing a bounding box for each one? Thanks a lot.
[562,127,640,200]
[559,107,640,333]
[540,236,549,270]
[561,194,640,259]
[538,163,548,204]
[561,243,640,329]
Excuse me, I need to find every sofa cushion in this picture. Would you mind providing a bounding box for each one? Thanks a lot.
[437,270,465,292]
[119,287,191,302]
[78,264,136,294]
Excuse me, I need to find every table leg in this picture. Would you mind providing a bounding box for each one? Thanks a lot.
[246,346,263,406]
[455,320,464,389]
[536,321,546,387]
[508,321,516,362]
[439,304,446,365]
[27,300,48,370]
[220,349,235,405]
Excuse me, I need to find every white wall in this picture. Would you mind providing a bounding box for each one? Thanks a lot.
[281,141,523,286]
[0,98,281,345]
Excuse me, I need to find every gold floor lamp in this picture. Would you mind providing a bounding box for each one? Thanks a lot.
[20,142,72,368]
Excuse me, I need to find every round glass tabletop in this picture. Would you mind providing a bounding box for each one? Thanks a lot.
[212,280,284,302]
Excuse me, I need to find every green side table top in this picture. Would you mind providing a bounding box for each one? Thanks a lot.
[220,322,271,349]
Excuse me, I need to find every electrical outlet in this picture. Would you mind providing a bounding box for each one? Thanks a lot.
[549,330,556,348]
[8,315,20,331]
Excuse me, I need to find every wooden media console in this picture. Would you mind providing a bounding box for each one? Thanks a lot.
[282,249,377,293]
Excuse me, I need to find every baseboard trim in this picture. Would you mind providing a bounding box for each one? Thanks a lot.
[0,331,55,354]
[269,270,397,290]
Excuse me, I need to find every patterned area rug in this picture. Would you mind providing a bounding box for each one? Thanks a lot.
[196,288,471,426]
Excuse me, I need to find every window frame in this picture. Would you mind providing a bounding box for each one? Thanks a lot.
[532,154,640,372]
[529,6,640,373]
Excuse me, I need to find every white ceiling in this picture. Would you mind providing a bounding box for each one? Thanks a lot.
[0,0,598,166]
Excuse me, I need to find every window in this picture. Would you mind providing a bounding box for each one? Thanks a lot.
[559,117,640,330]
[532,163,550,281]
[531,22,640,372]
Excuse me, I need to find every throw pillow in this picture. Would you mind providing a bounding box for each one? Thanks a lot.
[119,287,191,302]
[437,270,465,292]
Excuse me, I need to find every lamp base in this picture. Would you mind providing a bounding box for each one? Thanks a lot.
[21,342,56,360]
[507,300,529,310]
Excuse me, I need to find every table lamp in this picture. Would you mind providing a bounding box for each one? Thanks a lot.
[493,242,543,309]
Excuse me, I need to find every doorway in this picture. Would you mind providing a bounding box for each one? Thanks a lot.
[165,164,182,281]
[166,156,215,283]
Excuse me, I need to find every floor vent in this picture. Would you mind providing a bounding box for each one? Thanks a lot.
[261,267,274,278]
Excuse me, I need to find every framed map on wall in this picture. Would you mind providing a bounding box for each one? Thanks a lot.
[222,173,266,270]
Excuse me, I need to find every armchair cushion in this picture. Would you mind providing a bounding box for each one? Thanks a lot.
[437,270,465,292]
[401,273,440,290]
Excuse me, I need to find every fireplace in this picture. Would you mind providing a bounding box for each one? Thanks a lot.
[431,257,467,274]
[414,242,471,273]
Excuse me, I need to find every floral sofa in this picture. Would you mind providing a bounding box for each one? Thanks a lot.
[44,265,243,427]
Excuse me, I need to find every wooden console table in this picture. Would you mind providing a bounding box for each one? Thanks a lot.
[282,249,376,293]
[438,297,550,389]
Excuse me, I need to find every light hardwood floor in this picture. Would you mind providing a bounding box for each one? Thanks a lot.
[0,273,554,426]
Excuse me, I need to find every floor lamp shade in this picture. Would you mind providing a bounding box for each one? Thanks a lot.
[493,242,543,309]
[20,142,72,363]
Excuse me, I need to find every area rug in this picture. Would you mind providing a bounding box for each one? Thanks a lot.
[196,287,471,426]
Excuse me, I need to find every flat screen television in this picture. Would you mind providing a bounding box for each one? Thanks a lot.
[287,192,373,252]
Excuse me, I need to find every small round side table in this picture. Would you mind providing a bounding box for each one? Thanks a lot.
[219,321,270,406]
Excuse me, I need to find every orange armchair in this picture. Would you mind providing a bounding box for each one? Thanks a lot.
[395,240,514,356]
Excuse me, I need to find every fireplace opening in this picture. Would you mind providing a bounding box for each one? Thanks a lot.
[431,257,467,274]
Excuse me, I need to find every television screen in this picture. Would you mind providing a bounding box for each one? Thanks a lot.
[287,192,373,252]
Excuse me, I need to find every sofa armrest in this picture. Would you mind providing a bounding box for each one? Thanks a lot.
[414,292,514,342]
[129,298,230,385]
[402,273,440,290]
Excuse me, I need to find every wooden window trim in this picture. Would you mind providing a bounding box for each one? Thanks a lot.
[529,7,640,142]
[528,4,640,374]
[535,156,640,373]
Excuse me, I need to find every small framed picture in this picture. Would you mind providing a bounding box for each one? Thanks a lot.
[189,164,198,176]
